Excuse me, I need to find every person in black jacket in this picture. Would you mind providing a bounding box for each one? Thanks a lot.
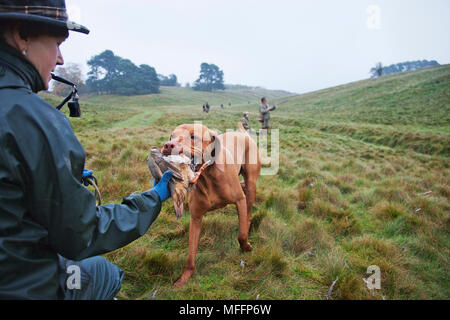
[0,0,172,300]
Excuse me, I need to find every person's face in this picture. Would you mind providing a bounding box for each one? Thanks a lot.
[25,35,66,90]
[262,99,267,104]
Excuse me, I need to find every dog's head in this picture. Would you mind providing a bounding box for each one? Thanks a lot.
[161,124,221,218]
[162,124,220,166]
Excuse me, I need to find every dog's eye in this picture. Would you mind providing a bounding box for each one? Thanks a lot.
[191,135,195,140]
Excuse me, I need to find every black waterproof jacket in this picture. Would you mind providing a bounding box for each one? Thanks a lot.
[0,41,162,299]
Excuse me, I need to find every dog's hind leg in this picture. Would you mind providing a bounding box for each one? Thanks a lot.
[240,180,247,194]
[244,177,257,234]
[241,164,259,234]
[236,197,253,251]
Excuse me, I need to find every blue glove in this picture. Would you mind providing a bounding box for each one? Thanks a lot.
[152,170,173,202]
[82,169,94,186]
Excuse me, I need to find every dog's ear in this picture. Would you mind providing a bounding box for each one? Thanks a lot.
[203,130,218,159]
[203,130,224,172]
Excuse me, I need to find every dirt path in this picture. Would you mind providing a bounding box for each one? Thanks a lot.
[112,109,163,129]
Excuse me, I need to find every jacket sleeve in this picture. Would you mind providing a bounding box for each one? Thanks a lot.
[1,149,161,261]
[1,100,163,261]
[42,150,163,262]
[52,186,162,261]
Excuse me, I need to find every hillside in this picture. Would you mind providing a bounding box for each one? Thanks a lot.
[85,85,293,111]
[273,64,450,156]
[39,86,293,132]
[41,65,449,300]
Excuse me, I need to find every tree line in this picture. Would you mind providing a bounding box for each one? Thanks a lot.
[370,60,440,78]
[52,50,225,96]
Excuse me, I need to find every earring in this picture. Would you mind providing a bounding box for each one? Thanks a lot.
[22,49,27,56]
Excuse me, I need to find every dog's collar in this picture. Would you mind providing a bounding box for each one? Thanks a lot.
[190,156,198,172]
[190,155,209,169]
[191,160,212,184]
[189,155,213,184]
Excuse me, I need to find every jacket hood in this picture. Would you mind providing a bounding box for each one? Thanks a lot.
[0,40,45,93]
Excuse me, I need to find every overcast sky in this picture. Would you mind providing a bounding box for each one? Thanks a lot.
[61,0,450,94]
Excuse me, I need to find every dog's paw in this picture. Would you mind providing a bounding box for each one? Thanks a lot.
[240,242,253,252]
[173,278,186,288]
[173,269,194,288]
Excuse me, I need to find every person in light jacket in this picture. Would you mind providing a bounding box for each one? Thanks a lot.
[259,97,278,130]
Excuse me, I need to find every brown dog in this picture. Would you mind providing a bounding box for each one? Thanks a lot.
[162,123,261,287]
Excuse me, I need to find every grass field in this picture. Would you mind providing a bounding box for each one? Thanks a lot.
[42,64,449,300]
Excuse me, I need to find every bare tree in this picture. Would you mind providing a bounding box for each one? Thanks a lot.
[370,62,383,78]
[52,63,86,96]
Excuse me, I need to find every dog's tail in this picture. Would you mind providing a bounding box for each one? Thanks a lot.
[238,122,259,142]
[238,122,247,134]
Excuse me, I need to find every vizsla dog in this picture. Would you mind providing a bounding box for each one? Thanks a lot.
[162,123,261,287]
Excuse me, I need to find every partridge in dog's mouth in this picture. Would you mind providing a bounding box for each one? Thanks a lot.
[147,148,195,219]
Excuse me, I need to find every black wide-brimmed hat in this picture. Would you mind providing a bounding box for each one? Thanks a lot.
[0,0,89,34]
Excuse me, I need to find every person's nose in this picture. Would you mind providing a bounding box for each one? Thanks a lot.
[56,47,64,66]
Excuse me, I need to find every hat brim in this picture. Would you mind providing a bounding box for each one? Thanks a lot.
[0,12,89,35]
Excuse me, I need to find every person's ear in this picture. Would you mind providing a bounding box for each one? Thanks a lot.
[9,25,29,56]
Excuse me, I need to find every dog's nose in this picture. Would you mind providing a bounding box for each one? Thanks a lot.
[163,142,174,155]
[164,142,176,150]
[163,141,183,156]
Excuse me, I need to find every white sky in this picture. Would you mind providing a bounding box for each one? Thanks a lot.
[61,0,450,94]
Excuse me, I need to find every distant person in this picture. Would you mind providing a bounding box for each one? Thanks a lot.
[241,112,251,131]
[0,0,173,300]
[220,104,224,109]
[241,112,259,136]
[202,102,210,113]
[259,97,278,130]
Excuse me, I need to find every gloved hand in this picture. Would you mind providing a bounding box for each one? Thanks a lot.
[152,170,173,202]
[82,169,94,186]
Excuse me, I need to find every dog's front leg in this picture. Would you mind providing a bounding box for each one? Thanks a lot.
[174,214,203,287]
